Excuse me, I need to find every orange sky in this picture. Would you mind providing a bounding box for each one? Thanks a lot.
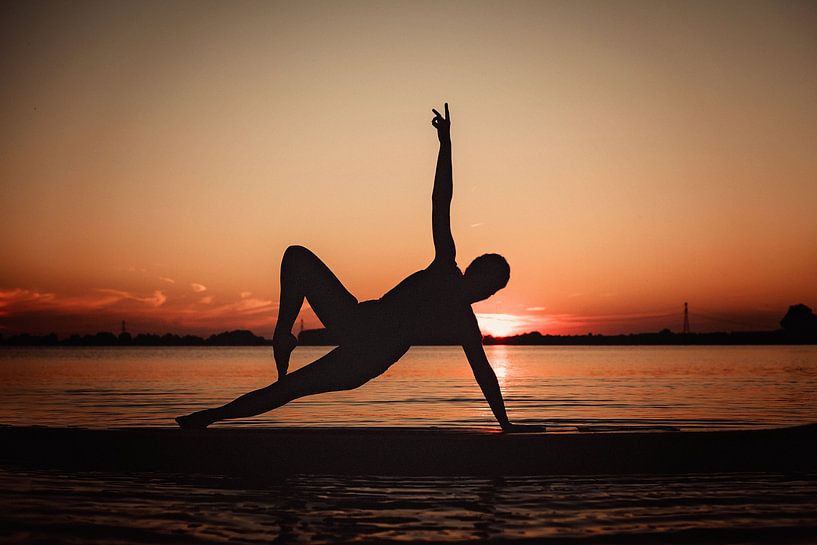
[1,1,816,337]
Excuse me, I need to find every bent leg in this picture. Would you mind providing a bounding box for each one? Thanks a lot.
[177,346,387,429]
[273,245,358,377]
[275,245,358,336]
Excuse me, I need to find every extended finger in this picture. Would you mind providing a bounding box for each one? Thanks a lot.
[444,103,449,120]
[432,108,442,118]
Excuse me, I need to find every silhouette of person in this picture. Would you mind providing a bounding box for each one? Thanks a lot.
[177,104,539,432]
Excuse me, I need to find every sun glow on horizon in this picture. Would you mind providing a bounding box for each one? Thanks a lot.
[475,313,535,338]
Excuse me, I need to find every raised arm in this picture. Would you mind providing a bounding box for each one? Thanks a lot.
[431,103,455,263]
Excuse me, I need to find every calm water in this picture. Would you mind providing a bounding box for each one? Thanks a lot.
[2,346,817,544]
[3,468,817,544]
[1,345,816,430]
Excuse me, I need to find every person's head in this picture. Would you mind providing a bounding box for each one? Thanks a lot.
[463,253,510,303]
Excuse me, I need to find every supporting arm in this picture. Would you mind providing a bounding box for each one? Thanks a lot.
[463,339,511,429]
[461,310,547,433]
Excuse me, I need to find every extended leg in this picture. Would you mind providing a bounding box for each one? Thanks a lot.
[272,245,358,377]
[176,346,385,429]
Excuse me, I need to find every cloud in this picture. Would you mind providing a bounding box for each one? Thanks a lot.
[150,291,167,306]
[95,289,167,307]
[159,276,176,284]
[233,297,274,313]
[1,284,282,336]
[470,222,485,228]
[0,289,57,317]
[191,283,207,293]
[0,287,166,313]
[526,306,547,311]
[0,289,56,306]
[159,296,277,332]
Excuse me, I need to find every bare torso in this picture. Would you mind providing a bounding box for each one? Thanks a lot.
[348,259,481,348]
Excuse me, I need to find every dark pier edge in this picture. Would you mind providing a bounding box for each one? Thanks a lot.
[1,424,816,477]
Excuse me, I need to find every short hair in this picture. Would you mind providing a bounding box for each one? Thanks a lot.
[465,253,510,290]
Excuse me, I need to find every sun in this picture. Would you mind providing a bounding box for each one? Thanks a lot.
[475,313,526,338]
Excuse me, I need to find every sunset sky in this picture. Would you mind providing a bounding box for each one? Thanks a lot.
[1,1,816,337]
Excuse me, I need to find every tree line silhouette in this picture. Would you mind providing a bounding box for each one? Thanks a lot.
[0,329,269,347]
[1,304,815,347]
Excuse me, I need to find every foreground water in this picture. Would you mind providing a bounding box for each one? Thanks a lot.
[2,346,817,544]
[1,345,816,430]
[3,467,817,544]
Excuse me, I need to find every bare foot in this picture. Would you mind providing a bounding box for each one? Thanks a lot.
[272,331,297,379]
[175,410,215,430]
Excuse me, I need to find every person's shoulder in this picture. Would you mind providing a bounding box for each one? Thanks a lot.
[427,256,463,277]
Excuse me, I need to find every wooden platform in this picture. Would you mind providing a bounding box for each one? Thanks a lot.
[2,424,816,476]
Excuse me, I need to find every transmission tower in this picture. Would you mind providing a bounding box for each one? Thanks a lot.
[682,302,690,334]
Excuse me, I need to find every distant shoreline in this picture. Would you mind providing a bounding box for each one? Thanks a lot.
[1,327,816,346]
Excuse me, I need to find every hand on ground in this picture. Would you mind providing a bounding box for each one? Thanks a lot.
[501,423,547,434]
